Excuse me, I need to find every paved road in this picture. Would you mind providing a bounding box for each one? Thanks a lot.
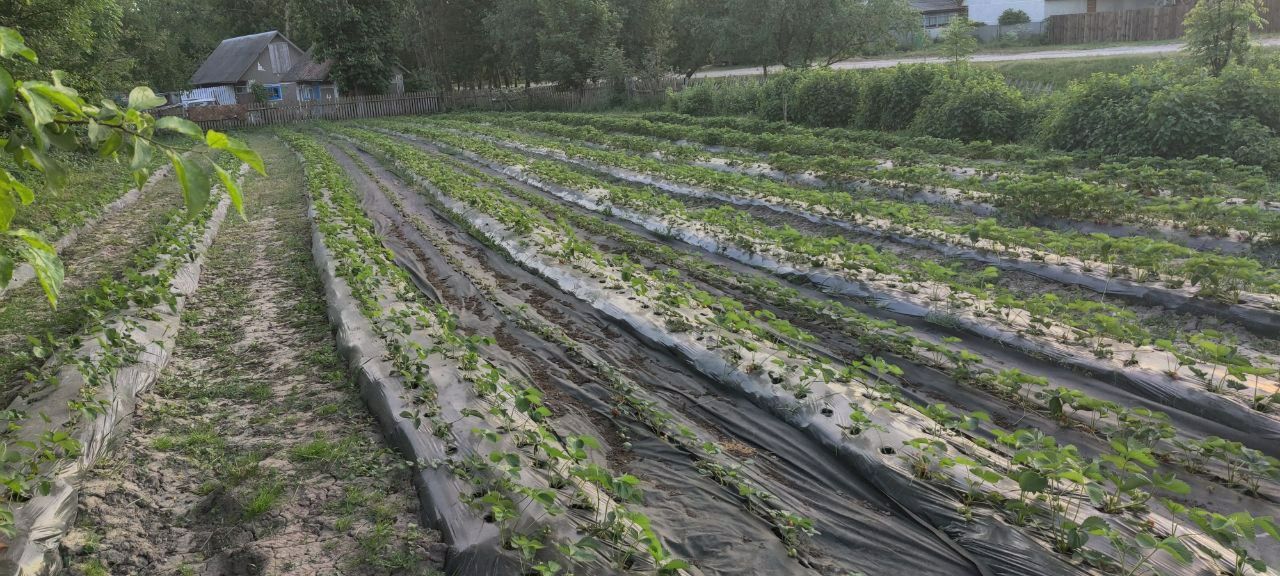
[692,36,1280,78]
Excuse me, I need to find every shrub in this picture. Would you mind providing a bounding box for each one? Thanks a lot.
[672,82,719,116]
[856,64,946,130]
[717,81,764,115]
[1041,61,1280,167]
[756,70,807,121]
[791,69,862,127]
[669,79,762,116]
[911,66,1030,142]
[998,9,1031,25]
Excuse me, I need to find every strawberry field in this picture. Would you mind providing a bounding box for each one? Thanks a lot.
[263,112,1280,576]
[4,111,1279,576]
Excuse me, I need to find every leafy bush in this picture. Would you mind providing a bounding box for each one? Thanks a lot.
[672,82,720,116]
[1041,62,1280,168]
[856,64,945,130]
[911,66,1030,142]
[998,9,1031,25]
[791,69,861,127]
[669,79,763,117]
[756,70,807,121]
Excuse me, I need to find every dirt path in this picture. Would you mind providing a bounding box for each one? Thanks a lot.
[60,136,444,576]
[692,36,1280,78]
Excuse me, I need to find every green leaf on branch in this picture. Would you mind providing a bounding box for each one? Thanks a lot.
[130,137,152,174]
[156,116,202,140]
[24,148,67,189]
[0,66,14,115]
[18,87,55,126]
[213,163,244,219]
[168,152,210,216]
[0,28,36,63]
[10,229,63,307]
[205,130,265,175]
[0,190,13,232]
[27,81,82,116]
[127,86,166,111]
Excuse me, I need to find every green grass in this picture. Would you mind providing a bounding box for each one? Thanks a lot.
[983,53,1171,85]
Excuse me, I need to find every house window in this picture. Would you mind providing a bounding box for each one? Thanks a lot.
[269,42,291,72]
[264,84,283,101]
[923,12,955,28]
[299,85,322,101]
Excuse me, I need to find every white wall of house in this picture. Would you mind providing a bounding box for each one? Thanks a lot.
[969,0,1159,24]
[967,0,1047,23]
[1043,0,1089,16]
[182,85,237,105]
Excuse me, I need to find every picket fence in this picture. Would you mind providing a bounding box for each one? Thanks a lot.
[164,81,678,130]
[1045,0,1280,45]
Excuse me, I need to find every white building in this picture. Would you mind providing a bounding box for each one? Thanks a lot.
[933,0,1170,25]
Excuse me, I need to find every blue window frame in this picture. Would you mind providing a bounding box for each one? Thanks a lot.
[300,85,322,101]
[264,84,283,101]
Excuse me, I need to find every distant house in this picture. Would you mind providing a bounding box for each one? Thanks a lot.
[911,0,968,33]
[965,0,1168,24]
[186,31,339,106]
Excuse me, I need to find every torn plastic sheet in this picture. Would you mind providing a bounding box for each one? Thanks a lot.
[413,135,1280,459]
[1,189,230,576]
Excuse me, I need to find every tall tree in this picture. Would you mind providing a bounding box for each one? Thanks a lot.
[1183,0,1267,75]
[612,0,673,68]
[0,0,131,95]
[537,0,620,88]
[485,0,544,87]
[668,0,730,77]
[301,0,406,94]
[719,0,918,71]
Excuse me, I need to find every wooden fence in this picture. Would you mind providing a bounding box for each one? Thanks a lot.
[1045,0,1279,45]
[167,81,675,130]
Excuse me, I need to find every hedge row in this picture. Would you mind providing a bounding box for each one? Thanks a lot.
[668,58,1280,170]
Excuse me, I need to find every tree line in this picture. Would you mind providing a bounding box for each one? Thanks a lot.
[1,0,920,97]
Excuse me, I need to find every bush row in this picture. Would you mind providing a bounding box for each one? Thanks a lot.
[668,58,1280,170]
[671,65,1030,142]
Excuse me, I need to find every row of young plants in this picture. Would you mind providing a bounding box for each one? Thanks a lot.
[0,158,236,541]
[651,110,1279,195]
[330,139,826,562]
[628,111,1279,208]
[280,130,690,575]
[339,124,1278,576]
[405,130,1280,506]
[464,112,1279,254]
[424,117,1280,365]
[375,118,1280,416]
[423,116,1280,307]
[512,111,1279,240]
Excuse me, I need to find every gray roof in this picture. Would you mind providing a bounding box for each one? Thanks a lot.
[910,0,965,13]
[283,57,333,83]
[189,31,279,86]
